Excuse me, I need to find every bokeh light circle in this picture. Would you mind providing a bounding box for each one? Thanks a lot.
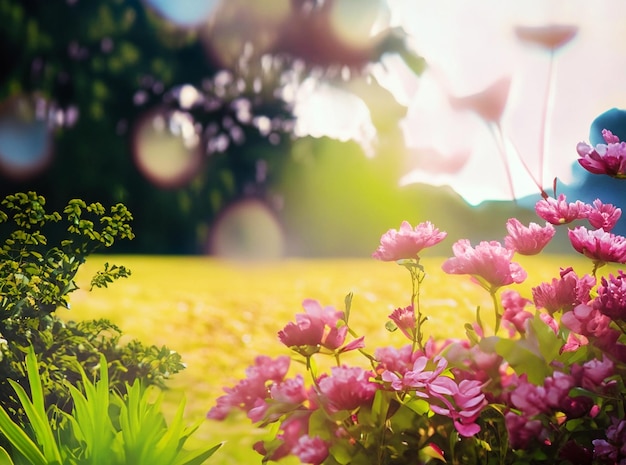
[200,0,292,68]
[208,199,285,260]
[132,107,204,189]
[0,94,54,180]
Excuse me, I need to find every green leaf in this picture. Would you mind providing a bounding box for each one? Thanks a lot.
[0,447,14,465]
[344,292,353,323]
[527,314,562,362]
[0,407,47,465]
[482,336,550,385]
[7,347,62,464]
[172,442,223,465]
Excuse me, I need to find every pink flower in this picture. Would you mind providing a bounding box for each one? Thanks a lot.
[568,226,626,264]
[509,375,548,416]
[291,435,329,465]
[587,199,621,231]
[561,332,589,353]
[577,129,626,178]
[501,289,533,335]
[504,412,543,450]
[531,267,595,315]
[207,355,290,420]
[372,221,447,261]
[561,304,613,338]
[374,344,417,375]
[317,366,378,413]
[441,239,527,291]
[388,305,416,341]
[446,379,487,437]
[535,194,589,225]
[255,414,311,462]
[278,299,355,352]
[382,355,447,392]
[504,218,555,255]
[595,270,626,320]
[572,356,615,391]
[510,372,574,417]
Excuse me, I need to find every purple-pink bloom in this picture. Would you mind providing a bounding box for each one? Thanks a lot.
[595,270,626,320]
[207,355,290,420]
[535,194,589,225]
[501,289,533,335]
[587,199,621,231]
[317,366,378,413]
[592,417,626,462]
[291,435,329,465]
[441,239,527,290]
[504,218,555,255]
[572,356,615,391]
[372,220,447,261]
[577,129,626,178]
[531,267,595,315]
[504,412,543,450]
[440,378,486,437]
[388,305,416,341]
[568,226,626,264]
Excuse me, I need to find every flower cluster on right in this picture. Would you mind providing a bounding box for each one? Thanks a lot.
[208,129,626,465]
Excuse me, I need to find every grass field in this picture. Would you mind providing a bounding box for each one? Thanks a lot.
[67,253,608,464]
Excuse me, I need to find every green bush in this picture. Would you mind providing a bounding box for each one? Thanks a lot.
[0,192,185,421]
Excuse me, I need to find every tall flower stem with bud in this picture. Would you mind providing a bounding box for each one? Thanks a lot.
[400,259,427,351]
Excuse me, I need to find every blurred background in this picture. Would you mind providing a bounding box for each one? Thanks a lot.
[1,0,625,257]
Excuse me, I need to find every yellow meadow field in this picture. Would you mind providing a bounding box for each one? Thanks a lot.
[67,254,605,464]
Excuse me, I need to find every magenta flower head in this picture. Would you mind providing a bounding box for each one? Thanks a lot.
[535,194,589,225]
[372,221,447,261]
[595,270,626,321]
[388,305,416,341]
[532,267,595,315]
[577,129,626,178]
[504,218,555,255]
[291,435,329,465]
[587,199,621,231]
[278,299,353,352]
[441,239,527,291]
[317,366,378,413]
[568,226,626,265]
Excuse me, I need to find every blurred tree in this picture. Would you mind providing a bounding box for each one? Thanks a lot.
[0,0,425,254]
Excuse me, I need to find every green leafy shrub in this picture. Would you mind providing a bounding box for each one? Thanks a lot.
[0,192,185,421]
[0,346,221,465]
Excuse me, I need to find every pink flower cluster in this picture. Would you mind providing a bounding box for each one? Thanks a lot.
[208,129,626,464]
[207,352,380,464]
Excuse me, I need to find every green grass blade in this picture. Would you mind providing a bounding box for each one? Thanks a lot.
[7,347,62,464]
[0,407,47,465]
[64,353,121,465]
[0,446,15,465]
[172,442,223,465]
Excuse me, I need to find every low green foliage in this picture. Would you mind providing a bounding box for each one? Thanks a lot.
[0,347,221,465]
[0,192,184,421]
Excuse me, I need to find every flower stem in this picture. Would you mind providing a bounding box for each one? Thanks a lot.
[409,263,426,352]
[490,289,502,335]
